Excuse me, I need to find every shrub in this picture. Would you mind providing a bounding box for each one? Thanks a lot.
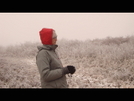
[101,36,130,45]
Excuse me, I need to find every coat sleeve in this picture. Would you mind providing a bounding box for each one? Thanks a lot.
[36,50,65,82]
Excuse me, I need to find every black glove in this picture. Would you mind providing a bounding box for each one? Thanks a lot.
[67,65,76,74]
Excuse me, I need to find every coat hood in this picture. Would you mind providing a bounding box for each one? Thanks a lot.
[39,28,54,45]
[37,45,58,51]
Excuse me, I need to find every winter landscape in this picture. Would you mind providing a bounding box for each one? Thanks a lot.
[0,36,134,88]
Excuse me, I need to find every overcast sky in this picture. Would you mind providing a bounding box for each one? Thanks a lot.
[0,13,134,47]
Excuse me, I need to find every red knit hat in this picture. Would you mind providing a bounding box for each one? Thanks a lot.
[39,28,54,45]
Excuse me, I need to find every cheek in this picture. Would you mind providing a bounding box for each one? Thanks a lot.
[54,39,57,42]
[52,39,56,43]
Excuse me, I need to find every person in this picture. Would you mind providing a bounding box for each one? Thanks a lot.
[36,28,76,88]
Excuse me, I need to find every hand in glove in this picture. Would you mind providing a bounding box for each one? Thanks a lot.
[62,65,76,75]
[66,65,76,74]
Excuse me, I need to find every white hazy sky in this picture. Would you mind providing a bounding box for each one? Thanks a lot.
[0,13,134,47]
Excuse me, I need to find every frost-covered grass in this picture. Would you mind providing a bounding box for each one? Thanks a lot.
[0,36,134,88]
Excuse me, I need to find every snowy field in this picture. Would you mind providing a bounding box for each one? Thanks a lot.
[0,36,134,88]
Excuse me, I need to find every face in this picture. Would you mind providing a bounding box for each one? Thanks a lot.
[52,37,57,45]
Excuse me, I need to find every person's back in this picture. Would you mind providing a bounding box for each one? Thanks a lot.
[36,28,76,88]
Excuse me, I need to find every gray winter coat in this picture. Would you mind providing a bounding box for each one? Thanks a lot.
[36,45,69,88]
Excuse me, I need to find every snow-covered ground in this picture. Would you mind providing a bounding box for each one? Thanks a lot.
[0,36,134,88]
